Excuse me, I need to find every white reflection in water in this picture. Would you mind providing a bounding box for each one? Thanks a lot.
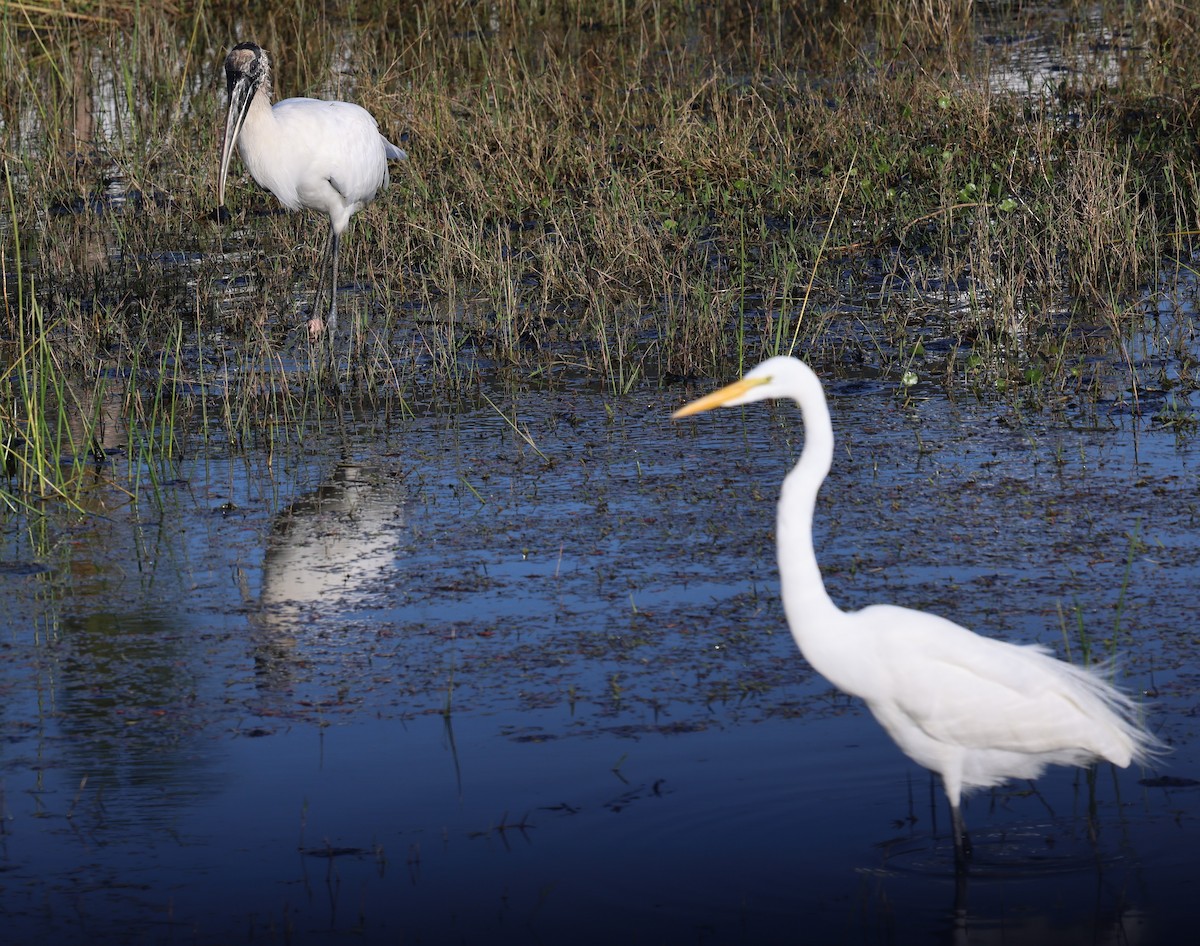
[263,465,402,605]
[256,462,407,661]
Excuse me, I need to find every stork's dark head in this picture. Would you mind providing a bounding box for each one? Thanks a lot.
[224,42,269,97]
[218,42,271,207]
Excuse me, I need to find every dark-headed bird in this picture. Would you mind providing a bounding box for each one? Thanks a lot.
[217,42,406,339]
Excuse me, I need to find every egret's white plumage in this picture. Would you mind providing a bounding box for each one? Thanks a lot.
[674,356,1161,867]
[218,42,406,339]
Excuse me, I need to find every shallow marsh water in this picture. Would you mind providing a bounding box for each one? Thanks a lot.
[2,370,1198,945]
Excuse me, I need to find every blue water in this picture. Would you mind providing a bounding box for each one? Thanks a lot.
[1,377,1196,944]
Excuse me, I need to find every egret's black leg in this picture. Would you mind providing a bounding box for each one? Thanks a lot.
[951,803,972,873]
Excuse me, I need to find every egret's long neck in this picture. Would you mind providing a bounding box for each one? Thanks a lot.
[776,385,839,641]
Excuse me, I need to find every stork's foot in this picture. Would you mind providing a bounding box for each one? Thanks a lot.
[307,316,326,341]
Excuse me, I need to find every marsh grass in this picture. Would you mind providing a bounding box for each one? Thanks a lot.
[3,1,1200,513]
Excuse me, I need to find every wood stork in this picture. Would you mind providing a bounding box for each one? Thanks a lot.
[217,42,406,340]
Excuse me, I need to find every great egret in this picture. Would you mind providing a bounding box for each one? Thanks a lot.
[217,42,407,339]
[673,356,1161,867]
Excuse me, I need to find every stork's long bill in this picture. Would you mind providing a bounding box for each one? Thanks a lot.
[218,45,263,207]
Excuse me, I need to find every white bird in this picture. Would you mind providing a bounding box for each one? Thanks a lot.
[217,41,406,340]
[673,356,1161,868]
